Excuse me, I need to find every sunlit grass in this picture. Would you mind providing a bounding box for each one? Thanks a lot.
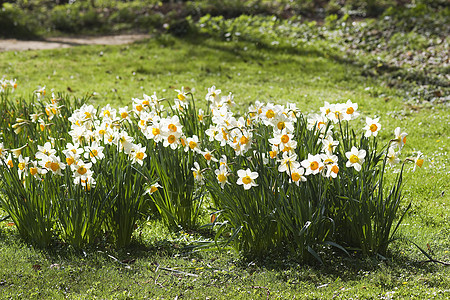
[0,34,449,298]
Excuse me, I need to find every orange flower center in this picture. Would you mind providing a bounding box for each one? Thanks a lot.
[370,124,378,132]
[168,135,176,144]
[331,165,339,174]
[218,174,227,183]
[77,166,87,175]
[30,167,38,176]
[189,141,197,149]
[310,161,319,170]
[277,122,285,130]
[66,157,75,165]
[346,107,354,114]
[350,155,359,163]
[281,135,289,144]
[90,149,98,157]
[416,159,424,168]
[291,172,301,182]
[152,128,160,136]
[240,136,249,145]
[266,109,275,119]
[50,162,60,172]
[168,124,177,132]
[242,176,252,184]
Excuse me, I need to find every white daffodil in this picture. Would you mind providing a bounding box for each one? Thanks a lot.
[191,162,204,184]
[46,155,66,176]
[391,127,407,150]
[412,151,424,172]
[215,165,230,189]
[278,152,300,174]
[289,167,307,186]
[345,146,366,171]
[236,168,258,190]
[145,182,162,195]
[321,135,339,155]
[205,85,221,103]
[84,142,105,164]
[343,100,359,121]
[301,154,324,175]
[386,147,400,167]
[201,148,218,165]
[326,163,339,178]
[28,160,46,180]
[100,104,117,120]
[17,155,29,179]
[184,135,201,153]
[36,142,56,160]
[118,106,130,121]
[4,153,13,168]
[129,144,147,166]
[268,130,293,148]
[363,117,381,137]
[73,161,93,180]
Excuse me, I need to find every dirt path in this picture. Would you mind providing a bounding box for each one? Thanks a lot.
[0,34,151,52]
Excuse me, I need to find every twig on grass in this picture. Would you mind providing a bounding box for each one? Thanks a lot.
[419,259,450,266]
[159,266,199,277]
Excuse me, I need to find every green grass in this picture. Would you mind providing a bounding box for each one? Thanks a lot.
[1,34,449,298]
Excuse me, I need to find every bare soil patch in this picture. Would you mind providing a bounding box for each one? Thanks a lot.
[0,34,151,52]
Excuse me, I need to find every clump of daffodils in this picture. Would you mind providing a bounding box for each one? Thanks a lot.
[0,77,17,93]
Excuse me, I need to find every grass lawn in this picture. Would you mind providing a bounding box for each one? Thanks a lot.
[0,34,449,299]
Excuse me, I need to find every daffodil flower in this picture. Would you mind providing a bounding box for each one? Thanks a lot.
[236,168,258,190]
[145,183,162,195]
[278,152,300,174]
[363,117,381,137]
[215,165,230,189]
[191,162,204,184]
[412,151,424,172]
[386,147,400,167]
[301,154,324,175]
[289,167,307,186]
[345,146,366,171]
[391,127,407,150]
